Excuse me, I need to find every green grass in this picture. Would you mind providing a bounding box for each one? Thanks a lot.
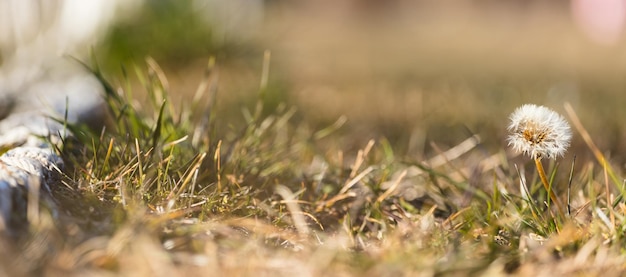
[5,58,626,276]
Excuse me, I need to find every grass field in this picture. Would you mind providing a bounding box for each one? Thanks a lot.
[5,2,626,276]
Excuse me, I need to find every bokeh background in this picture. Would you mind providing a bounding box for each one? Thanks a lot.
[3,0,626,163]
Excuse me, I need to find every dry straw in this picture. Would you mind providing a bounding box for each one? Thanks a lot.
[507,104,572,215]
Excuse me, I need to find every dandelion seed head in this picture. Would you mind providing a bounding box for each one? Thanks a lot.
[507,104,572,159]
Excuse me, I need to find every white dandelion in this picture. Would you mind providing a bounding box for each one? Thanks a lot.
[507,104,572,160]
[507,104,571,215]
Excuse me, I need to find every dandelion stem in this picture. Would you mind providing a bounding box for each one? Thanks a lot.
[534,157,564,217]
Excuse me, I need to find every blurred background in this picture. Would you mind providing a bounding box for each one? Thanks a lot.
[2,0,626,163]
